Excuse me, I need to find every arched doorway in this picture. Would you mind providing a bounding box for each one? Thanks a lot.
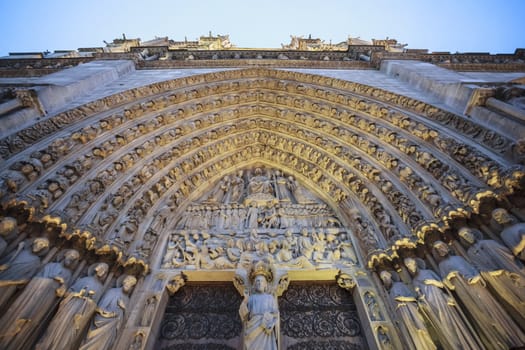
[0,67,523,349]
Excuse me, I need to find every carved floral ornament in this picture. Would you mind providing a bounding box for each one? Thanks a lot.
[0,68,523,270]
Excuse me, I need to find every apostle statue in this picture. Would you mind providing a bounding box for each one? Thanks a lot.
[458,227,525,328]
[379,270,436,350]
[433,241,525,348]
[0,237,49,310]
[491,208,525,260]
[0,216,17,257]
[0,249,79,350]
[80,274,137,350]
[234,260,289,350]
[36,262,109,350]
[404,257,483,349]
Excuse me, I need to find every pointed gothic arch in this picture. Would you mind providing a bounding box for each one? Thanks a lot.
[1,66,524,349]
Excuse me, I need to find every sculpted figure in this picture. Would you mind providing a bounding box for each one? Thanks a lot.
[234,261,288,350]
[80,275,137,350]
[0,249,79,350]
[434,241,525,348]
[458,227,525,327]
[379,270,436,350]
[36,262,109,350]
[274,170,293,202]
[0,237,49,310]
[0,216,17,257]
[227,170,245,203]
[246,168,274,202]
[405,257,483,349]
[492,208,525,260]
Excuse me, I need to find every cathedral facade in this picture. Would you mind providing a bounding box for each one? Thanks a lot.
[0,35,524,349]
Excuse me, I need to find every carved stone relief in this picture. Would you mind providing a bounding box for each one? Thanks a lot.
[160,166,359,271]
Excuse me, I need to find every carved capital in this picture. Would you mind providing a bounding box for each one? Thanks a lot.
[166,273,186,295]
[336,271,356,291]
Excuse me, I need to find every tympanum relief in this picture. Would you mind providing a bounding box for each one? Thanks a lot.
[161,166,358,271]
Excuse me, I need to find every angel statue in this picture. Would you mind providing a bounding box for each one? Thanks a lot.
[234,260,289,350]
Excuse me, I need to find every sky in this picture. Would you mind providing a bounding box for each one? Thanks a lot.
[1,0,524,57]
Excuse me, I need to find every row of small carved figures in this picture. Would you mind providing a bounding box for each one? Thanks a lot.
[176,205,340,231]
[161,228,358,269]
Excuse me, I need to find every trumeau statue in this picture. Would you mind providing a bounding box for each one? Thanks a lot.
[36,262,109,350]
[379,270,436,350]
[80,275,137,350]
[433,241,525,349]
[234,260,289,350]
[0,249,80,350]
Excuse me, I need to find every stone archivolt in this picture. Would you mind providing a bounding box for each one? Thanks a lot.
[0,68,523,272]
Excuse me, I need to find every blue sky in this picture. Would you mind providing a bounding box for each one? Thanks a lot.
[1,0,524,56]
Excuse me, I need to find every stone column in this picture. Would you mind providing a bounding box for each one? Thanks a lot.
[115,273,185,350]
[337,268,403,350]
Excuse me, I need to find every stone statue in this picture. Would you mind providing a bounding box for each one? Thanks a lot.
[433,241,525,348]
[0,249,79,350]
[36,262,109,350]
[140,295,158,327]
[458,227,525,328]
[0,216,17,257]
[234,260,289,350]
[491,208,525,260]
[404,257,483,349]
[458,227,525,275]
[274,170,293,202]
[0,237,49,310]
[379,270,436,350]
[248,168,273,196]
[80,275,137,350]
[226,170,245,203]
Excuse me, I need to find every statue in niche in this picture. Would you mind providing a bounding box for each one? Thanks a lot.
[363,291,383,321]
[0,249,79,350]
[234,260,289,350]
[404,257,482,349]
[80,275,137,350]
[0,237,49,310]
[140,295,158,327]
[458,227,525,327]
[491,208,525,260]
[433,241,525,348]
[36,262,109,350]
[379,270,436,350]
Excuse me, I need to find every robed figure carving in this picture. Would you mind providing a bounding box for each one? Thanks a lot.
[433,241,525,349]
[458,227,525,328]
[234,260,289,350]
[80,274,137,350]
[36,262,109,350]
[0,237,49,310]
[0,249,79,350]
